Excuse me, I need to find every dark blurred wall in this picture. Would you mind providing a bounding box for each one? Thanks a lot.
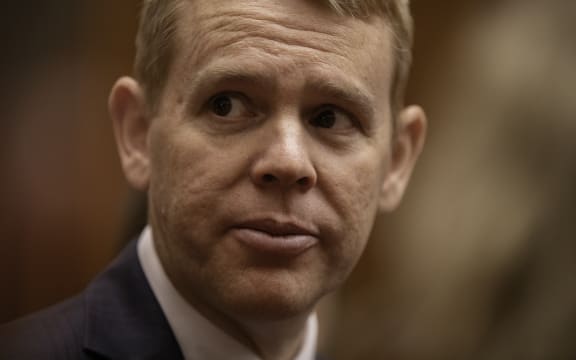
[0,1,139,323]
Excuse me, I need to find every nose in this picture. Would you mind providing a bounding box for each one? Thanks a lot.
[250,121,317,192]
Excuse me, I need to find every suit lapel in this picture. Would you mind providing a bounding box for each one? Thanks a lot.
[82,239,183,359]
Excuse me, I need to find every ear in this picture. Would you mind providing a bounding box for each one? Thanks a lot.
[379,105,427,212]
[109,76,151,191]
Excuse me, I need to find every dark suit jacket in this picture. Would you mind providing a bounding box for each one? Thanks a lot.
[0,240,184,359]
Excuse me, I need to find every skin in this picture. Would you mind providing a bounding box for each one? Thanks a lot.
[109,0,426,359]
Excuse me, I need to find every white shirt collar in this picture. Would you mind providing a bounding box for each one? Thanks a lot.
[137,226,318,360]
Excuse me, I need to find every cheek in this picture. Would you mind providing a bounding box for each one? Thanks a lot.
[320,149,388,267]
[341,170,382,241]
[147,128,241,244]
[331,147,386,218]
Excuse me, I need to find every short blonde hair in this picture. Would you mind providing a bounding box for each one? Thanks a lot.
[134,0,414,115]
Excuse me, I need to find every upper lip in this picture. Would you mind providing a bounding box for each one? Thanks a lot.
[235,217,318,237]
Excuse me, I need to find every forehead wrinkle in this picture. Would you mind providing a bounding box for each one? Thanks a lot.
[205,32,350,65]
[180,8,357,69]
[198,8,347,39]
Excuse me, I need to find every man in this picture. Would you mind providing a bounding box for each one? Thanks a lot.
[0,0,426,358]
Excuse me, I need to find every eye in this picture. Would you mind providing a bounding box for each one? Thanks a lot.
[309,106,355,131]
[209,93,254,119]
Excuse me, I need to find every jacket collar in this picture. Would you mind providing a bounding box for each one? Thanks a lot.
[82,239,183,359]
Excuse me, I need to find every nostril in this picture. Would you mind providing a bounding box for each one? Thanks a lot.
[297,177,309,187]
[262,174,276,183]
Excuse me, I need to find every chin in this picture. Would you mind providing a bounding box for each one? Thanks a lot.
[225,293,319,322]
[214,271,327,322]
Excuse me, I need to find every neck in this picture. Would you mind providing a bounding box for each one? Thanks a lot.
[242,315,312,360]
[186,295,313,360]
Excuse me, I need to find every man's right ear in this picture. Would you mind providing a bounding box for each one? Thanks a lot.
[109,77,151,191]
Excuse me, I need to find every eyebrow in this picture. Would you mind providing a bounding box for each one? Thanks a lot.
[306,77,375,121]
[188,64,275,95]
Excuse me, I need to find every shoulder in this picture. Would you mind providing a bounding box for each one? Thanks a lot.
[0,239,179,359]
[0,294,87,359]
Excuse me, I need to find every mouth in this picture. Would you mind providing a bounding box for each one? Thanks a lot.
[231,218,319,256]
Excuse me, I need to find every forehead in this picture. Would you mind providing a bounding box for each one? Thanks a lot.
[169,0,394,99]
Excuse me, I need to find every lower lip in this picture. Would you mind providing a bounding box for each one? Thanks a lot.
[231,228,318,256]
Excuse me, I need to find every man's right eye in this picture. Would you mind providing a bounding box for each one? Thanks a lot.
[209,93,253,119]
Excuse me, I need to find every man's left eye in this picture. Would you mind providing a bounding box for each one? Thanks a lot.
[209,93,253,118]
[309,107,355,131]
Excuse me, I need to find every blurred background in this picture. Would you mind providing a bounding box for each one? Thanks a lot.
[1,1,575,359]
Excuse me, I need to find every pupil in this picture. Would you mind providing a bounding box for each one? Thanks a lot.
[315,110,336,128]
[212,96,232,116]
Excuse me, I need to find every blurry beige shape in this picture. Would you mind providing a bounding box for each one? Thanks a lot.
[388,1,576,359]
[324,1,576,359]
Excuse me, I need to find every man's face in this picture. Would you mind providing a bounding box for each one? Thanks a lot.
[136,0,412,321]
